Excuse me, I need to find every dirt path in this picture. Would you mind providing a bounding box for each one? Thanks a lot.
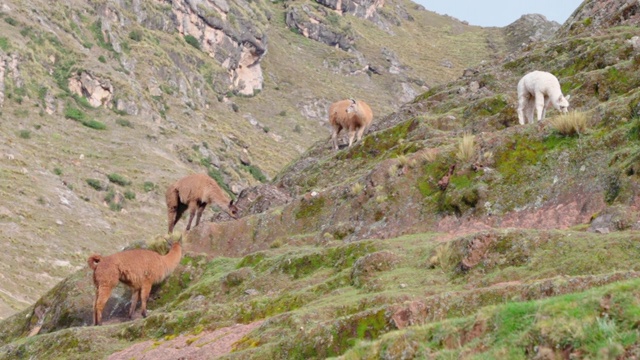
[108,321,264,360]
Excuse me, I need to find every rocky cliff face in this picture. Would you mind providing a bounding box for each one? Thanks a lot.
[503,14,560,50]
[557,0,640,37]
[161,0,268,96]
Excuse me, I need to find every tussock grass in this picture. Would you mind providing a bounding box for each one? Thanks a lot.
[549,111,588,136]
[350,182,364,195]
[456,133,475,162]
[417,148,438,164]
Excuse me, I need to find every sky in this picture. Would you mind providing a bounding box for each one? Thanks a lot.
[415,0,584,27]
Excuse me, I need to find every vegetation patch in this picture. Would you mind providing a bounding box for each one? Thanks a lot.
[295,196,325,220]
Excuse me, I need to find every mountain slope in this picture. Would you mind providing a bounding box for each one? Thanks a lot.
[4,0,640,359]
[0,0,530,319]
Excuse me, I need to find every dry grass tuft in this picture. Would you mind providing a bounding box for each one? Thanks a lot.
[351,182,364,195]
[428,242,454,271]
[456,133,475,163]
[549,111,588,136]
[417,148,438,164]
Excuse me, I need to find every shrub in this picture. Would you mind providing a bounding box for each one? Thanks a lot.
[116,118,133,128]
[143,181,156,192]
[124,190,136,200]
[243,164,267,183]
[54,167,63,176]
[184,35,200,50]
[107,173,131,186]
[98,55,106,63]
[129,30,143,41]
[86,178,103,191]
[4,17,17,26]
[18,130,31,139]
[64,106,87,121]
[456,133,475,162]
[0,37,9,51]
[549,111,588,136]
[82,119,107,130]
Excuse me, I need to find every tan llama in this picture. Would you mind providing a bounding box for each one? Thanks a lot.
[328,98,373,150]
[165,173,239,234]
[87,240,182,325]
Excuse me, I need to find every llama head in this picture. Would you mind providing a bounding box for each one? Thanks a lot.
[557,94,570,113]
[345,98,358,114]
[228,200,239,219]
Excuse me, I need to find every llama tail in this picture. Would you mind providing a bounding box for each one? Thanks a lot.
[87,254,102,271]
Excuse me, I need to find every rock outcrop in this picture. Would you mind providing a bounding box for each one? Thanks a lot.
[503,14,560,50]
[68,72,114,108]
[557,0,640,37]
[161,0,267,96]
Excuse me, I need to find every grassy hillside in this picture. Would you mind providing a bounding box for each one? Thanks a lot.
[0,0,510,319]
[4,0,640,359]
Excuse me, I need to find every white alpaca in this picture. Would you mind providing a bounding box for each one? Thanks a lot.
[517,71,570,125]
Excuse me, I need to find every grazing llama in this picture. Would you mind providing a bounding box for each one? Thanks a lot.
[166,173,238,233]
[517,71,570,125]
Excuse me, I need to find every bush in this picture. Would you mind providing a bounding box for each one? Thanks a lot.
[86,178,103,191]
[98,55,106,63]
[129,30,143,41]
[124,190,136,200]
[82,119,107,130]
[143,181,156,192]
[4,17,17,26]
[107,173,131,186]
[0,37,9,51]
[18,130,31,139]
[116,118,133,128]
[243,164,267,183]
[64,106,87,121]
[184,35,200,50]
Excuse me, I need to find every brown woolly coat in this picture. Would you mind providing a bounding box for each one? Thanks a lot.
[88,241,182,325]
[329,99,373,150]
[165,173,238,233]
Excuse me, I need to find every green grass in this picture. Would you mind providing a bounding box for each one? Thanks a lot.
[107,173,131,186]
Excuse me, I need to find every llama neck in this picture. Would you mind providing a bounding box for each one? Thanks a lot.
[206,183,230,209]
[161,243,182,277]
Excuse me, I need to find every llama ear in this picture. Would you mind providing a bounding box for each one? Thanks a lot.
[565,94,571,101]
[349,98,356,104]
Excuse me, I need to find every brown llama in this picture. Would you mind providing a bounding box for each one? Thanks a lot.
[87,240,182,325]
[437,164,456,191]
[329,98,373,150]
[165,173,239,234]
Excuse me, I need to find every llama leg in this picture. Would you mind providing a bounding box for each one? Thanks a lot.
[94,285,114,326]
[167,209,176,234]
[128,288,140,319]
[355,126,366,144]
[542,98,550,119]
[185,202,197,231]
[139,283,153,318]
[331,127,341,150]
[195,204,206,227]
[347,129,356,148]
[517,96,527,125]
[524,99,535,124]
[534,93,545,121]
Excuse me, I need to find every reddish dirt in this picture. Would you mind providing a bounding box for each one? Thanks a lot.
[108,321,264,360]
